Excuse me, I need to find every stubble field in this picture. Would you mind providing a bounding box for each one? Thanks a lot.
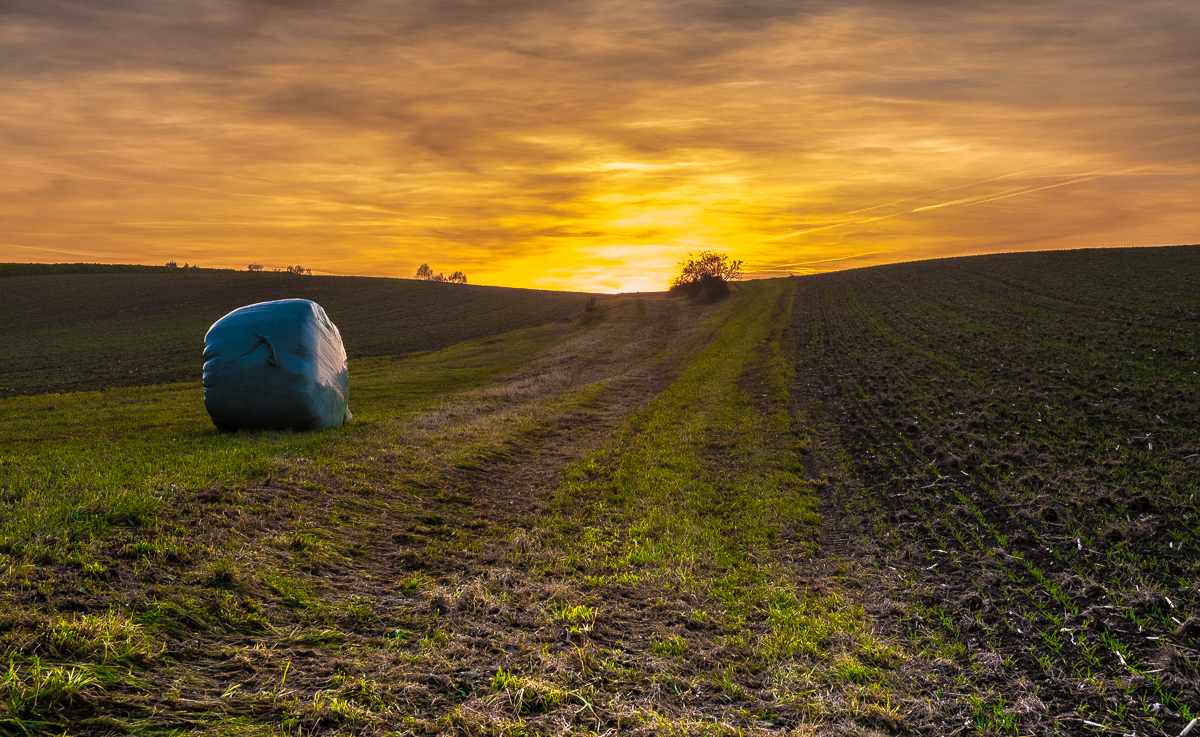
[1,248,1198,736]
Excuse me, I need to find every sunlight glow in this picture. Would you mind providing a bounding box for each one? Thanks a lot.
[1,1,1197,290]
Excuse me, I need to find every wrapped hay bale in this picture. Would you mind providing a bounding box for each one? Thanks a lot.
[203,299,351,431]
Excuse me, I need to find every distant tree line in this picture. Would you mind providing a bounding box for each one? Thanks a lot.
[414,264,467,283]
[0,263,209,278]
[245,263,311,274]
[165,261,203,269]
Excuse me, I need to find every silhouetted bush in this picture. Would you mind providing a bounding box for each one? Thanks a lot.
[671,274,731,302]
[669,251,741,303]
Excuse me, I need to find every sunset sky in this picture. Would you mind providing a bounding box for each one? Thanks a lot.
[2,0,1198,292]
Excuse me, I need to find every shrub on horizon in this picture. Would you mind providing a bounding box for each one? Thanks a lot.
[669,251,742,303]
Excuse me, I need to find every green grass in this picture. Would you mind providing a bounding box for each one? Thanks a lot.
[650,634,688,658]
[2,286,744,734]
[539,280,888,705]
[0,323,570,561]
[14,252,1192,734]
[0,268,587,397]
[6,277,911,735]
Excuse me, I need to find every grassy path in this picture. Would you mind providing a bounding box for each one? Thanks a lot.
[9,271,1101,735]
[0,281,862,735]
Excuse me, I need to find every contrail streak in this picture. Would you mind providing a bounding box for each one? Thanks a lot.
[2,242,124,258]
[754,251,884,269]
[763,130,1200,243]
[910,162,1153,213]
[840,161,1068,217]
[759,212,904,243]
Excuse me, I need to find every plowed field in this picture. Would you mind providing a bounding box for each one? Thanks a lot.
[791,245,1200,735]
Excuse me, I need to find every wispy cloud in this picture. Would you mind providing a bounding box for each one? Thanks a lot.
[1,0,1197,288]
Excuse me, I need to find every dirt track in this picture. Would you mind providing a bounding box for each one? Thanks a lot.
[5,293,748,735]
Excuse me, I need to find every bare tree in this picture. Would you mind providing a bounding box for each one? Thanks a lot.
[414,263,435,280]
[447,271,467,284]
[248,263,264,272]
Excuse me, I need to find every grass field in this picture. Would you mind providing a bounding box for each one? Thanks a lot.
[1,249,1198,736]
[0,268,586,397]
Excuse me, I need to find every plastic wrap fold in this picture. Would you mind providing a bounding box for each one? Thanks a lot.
[202,299,350,431]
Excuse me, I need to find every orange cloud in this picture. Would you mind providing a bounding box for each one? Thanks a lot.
[1,0,1197,290]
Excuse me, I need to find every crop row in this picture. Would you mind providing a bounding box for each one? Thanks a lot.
[792,247,1200,734]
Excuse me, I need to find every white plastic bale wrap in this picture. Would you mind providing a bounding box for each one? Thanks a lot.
[202,299,351,431]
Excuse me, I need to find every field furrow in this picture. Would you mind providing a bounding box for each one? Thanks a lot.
[791,246,1200,736]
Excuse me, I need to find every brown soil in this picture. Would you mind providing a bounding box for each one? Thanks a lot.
[788,260,1200,737]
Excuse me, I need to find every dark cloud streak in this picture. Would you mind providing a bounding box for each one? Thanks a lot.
[0,0,1197,289]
